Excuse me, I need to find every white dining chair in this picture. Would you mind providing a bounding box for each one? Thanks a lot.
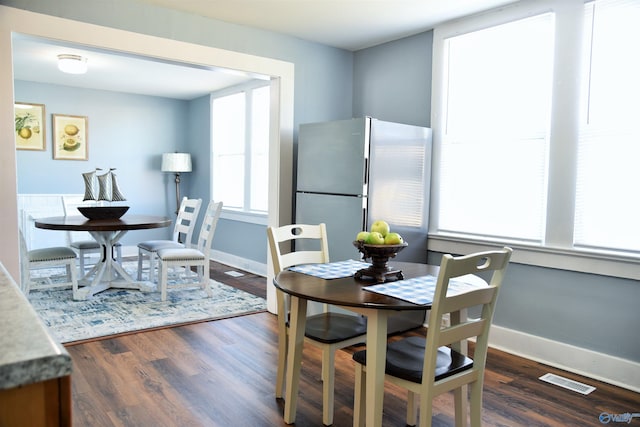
[352,247,512,427]
[267,223,369,426]
[156,200,222,301]
[19,229,79,296]
[137,197,202,282]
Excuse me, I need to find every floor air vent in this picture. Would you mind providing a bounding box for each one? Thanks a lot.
[224,270,244,278]
[539,373,596,395]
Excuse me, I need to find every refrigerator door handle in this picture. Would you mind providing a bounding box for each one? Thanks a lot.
[363,157,368,185]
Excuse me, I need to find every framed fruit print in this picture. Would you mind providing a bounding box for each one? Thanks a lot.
[15,102,46,150]
[53,114,88,160]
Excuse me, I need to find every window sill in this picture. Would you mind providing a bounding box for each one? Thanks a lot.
[220,209,268,226]
[428,234,639,280]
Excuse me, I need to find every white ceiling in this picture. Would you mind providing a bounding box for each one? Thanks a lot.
[12,35,261,100]
[140,0,520,51]
[12,0,519,100]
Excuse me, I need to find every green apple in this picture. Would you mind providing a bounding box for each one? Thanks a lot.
[355,231,370,242]
[366,231,385,245]
[384,232,404,245]
[370,220,390,237]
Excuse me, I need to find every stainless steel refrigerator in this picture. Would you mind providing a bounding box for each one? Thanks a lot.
[295,117,432,327]
[295,116,432,263]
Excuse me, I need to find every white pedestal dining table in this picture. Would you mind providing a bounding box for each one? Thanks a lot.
[35,214,171,300]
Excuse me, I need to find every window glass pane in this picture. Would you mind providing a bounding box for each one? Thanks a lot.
[446,16,553,139]
[250,85,269,212]
[439,138,547,240]
[438,13,554,241]
[574,0,640,252]
[212,92,245,209]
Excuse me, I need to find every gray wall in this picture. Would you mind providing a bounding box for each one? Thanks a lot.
[353,32,433,127]
[14,80,188,245]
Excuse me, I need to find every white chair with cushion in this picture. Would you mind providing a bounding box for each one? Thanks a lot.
[352,247,512,427]
[62,195,122,274]
[156,200,222,301]
[267,223,369,426]
[137,197,202,282]
[19,229,79,297]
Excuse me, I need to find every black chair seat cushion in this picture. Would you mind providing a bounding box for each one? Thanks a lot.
[303,312,368,344]
[352,335,473,383]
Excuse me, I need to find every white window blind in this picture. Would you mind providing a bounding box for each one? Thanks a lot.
[211,83,270,215]
[574,0,640,252]
[212,92,246,209]
[437,13,554,242]
[249,85,269,212]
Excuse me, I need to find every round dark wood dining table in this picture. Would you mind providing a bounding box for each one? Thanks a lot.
[273,261,487,427]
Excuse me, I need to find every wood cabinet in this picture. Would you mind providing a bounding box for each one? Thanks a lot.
[0,376,71,426]
[0,263,72,427]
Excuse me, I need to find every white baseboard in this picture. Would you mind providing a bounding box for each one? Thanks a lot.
[488,324,640,393]
[123,247,268,278]
[210,249,267,277]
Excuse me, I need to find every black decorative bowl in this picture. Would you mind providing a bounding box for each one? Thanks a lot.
[353,240,408,283]
[78,206,129,220]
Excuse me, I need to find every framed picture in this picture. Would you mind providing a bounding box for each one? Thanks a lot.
[53,114,88,160]
[15,102,46,151]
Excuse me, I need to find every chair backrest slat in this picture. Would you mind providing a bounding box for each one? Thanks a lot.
[173,197,203,245]
[195,200,222,257]
[441,286,496,314]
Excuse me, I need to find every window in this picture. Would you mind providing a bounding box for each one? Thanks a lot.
[437,14,554,242]
[574,0,640,252]
[211,83,270,217]
[431,0,640,278]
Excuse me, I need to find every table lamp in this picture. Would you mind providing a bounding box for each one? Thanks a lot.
[161,152,192,215]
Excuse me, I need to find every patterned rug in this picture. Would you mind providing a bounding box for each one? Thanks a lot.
[27,262,267,344]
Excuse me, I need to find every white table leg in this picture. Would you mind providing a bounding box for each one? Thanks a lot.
[283,295,307,424]
[74,230,155,300]
[365,309,389,427]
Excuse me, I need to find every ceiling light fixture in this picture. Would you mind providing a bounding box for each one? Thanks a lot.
[57,54,88,74]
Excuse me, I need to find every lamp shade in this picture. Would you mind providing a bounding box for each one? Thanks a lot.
[161,152,192,173]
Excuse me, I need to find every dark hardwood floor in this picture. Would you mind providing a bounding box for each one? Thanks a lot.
[65,261,638,426]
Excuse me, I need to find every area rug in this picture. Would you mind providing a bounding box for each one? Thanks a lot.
[27,262,267,344]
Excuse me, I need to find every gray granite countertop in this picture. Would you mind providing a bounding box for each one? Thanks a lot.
[0,262,72,390]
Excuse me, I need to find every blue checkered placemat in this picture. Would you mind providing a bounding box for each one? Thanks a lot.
[364,275,483,305]
[288,259,370,279]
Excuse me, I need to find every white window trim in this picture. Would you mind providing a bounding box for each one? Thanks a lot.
[220,209,268,225]
[429,0,639,280]
[210,80,270,225]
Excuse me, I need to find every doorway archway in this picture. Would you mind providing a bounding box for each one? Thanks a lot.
[0,6,293,313]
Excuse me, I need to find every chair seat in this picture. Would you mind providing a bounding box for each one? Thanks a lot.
[304,313,368,344]
[28,246,77,262]
[157,247,204,261]
[71,240,122,250]
[353,336,473,383]
[138,240,184,252]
